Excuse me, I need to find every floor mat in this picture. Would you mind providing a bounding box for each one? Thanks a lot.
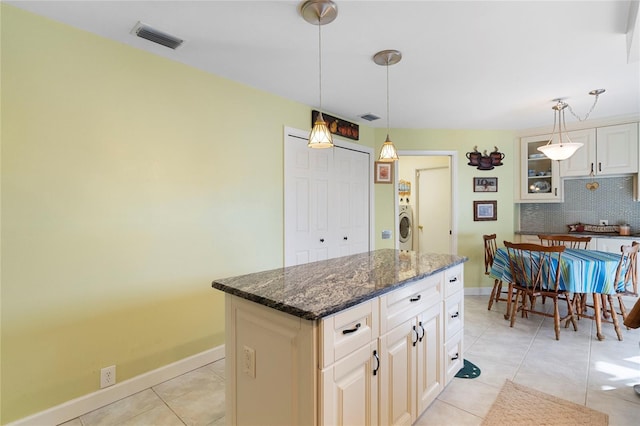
[454,359,481,378]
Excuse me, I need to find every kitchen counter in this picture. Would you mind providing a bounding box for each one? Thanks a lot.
[212,248,468,320]
[216,249,468,425]
[517,231,640,239]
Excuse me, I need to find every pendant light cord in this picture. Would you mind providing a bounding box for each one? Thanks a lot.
[386,61,390,135]
[318,19,323,115]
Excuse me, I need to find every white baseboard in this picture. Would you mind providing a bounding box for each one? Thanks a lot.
[8,345,225,426]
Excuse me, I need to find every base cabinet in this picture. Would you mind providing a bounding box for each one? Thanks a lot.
[378,302,443,426]
[224,264,464,426]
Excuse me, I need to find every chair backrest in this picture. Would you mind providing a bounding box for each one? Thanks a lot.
[613,242,639,296]
[504,241,565,292]
[483,234,498,275]
[538,234,592,249]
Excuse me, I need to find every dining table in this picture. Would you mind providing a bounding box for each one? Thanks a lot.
[489,246,627,340]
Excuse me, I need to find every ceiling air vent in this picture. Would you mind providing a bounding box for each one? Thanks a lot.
[359,113,380,122]
[131,22,184,50]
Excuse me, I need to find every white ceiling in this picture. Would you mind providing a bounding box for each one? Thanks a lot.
[6,0,640,131]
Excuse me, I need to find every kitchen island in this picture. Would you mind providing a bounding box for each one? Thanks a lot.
[212,249,467,425]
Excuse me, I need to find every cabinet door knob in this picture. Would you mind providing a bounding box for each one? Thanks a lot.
[343,236,348,240]
[320,238,325,243]
[372,350,380,376]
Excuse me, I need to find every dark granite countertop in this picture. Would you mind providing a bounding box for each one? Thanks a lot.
[212,249,468,320]
[517,231,640,239]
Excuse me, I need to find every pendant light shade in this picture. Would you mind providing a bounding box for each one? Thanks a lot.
[537,101,583,161]
[379,134,399,161]
[373,50,401,162]
[538,89,605,161]
[308,112,333,148]
[302,0,337,149]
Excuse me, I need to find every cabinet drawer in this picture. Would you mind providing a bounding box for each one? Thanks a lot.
[444,331,463,385]
[380,273,442,334]
[444,290,463,340]
[444,264,463,298]
[320,299,378,369]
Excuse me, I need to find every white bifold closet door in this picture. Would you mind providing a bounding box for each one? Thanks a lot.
[284,129,371,267]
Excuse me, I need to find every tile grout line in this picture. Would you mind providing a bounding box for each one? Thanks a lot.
[150,387,187,426]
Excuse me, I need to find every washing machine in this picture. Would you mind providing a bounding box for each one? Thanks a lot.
[399,205,413,250]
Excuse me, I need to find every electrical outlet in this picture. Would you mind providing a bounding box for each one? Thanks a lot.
[243,346,256,379]
[100,365,116,388]
[599,219,608,226]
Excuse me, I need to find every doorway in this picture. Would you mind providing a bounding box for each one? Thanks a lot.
[397,151,457,254]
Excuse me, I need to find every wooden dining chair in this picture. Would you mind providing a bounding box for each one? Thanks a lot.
[483,234,510,315]
[538,234,592,249]
[504,241,578,340]
[601,242,639,332]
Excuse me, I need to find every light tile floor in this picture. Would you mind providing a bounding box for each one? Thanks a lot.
[60,295,640,426]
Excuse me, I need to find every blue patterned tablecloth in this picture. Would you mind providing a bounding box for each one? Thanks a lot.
[490,247,625,295]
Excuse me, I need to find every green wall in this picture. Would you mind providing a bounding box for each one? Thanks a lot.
[1,5,515,423]
[387,128,517,286]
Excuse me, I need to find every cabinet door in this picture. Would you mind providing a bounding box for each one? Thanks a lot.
[320,341,379,426]
[379,318,416,426]
[415,303,443,416]
[596,123,639,175]
[516,234,541,244]
[559,129,597,177]
[520,135,563,201]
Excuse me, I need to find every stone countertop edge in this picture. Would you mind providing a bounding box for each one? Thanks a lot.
[516,231,640,239]
[212,249,468,321]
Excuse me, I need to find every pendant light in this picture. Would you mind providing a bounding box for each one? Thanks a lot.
[373,50,401,162]
[302,0,337,149]
[537,89,605,161]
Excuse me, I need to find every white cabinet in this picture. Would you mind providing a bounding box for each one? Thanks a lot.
[224,263,465,426]
[520,134,563,202]
[560,124,639,177]
[558,129,597,177]
[443,265,464,384]
[515,234,540,244]
[378,273,444,425]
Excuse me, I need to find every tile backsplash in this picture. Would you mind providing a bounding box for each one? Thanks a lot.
[520,176,640,233]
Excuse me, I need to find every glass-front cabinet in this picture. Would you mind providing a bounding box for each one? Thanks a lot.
[520,134,563,201]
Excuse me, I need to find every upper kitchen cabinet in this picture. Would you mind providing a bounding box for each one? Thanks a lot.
[520,134,563,202]
[560,123,639,177]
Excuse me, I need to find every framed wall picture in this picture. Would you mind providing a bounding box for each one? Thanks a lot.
[374,161,393,184]
[473,177,498,192]
[473,200,497,221]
